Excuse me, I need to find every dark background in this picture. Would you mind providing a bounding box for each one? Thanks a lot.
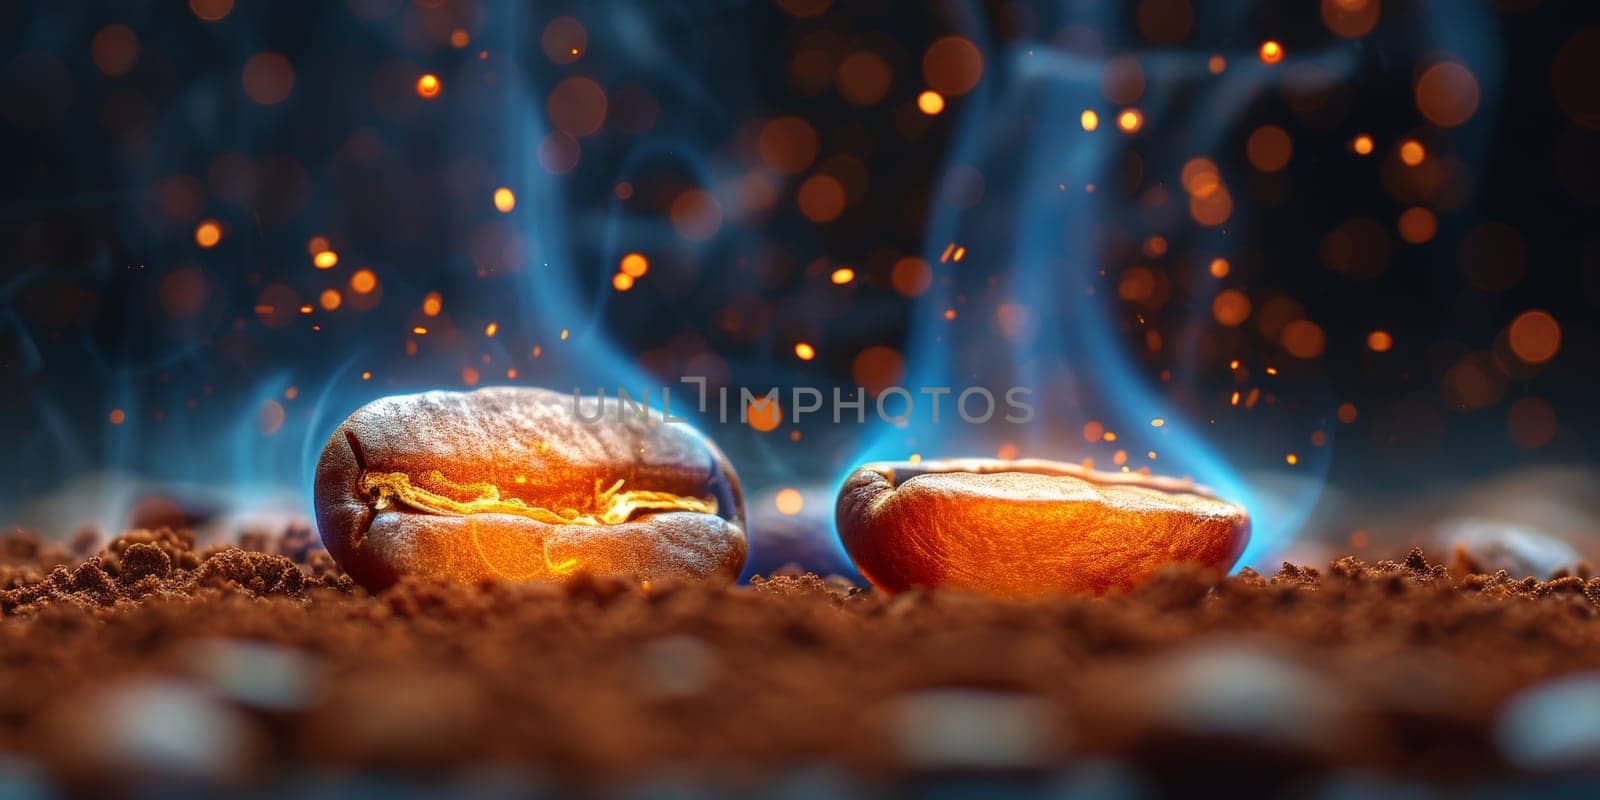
[0,0,1595,550]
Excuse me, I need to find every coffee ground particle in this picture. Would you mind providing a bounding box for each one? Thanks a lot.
[3,527,1600,794]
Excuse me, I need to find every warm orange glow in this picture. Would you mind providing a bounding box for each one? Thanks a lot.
[922,36,984,96]
[492,187,516,212]
[798,174,846,223]
[1212,289,1251,327]
[91,25,140,77]
[1181,158,1221,197]
[836,459,1250,597]
[189,0,233,22]
[620,252,649,277]
[1508,310,1561,364]
[349,269,377,295]
[1207,54,1226,74]
[1321,0,1379,38]
[416,73,441,99]
[746,398,782,432]
[891,257,932,297]
[1399,139,1425,166]
[109,409,126,425]
[422,291,443,317]
[242,52,293,105]
[774,488,805,516]
[1352,134,1374,155]
[1398,207,1437,244]
[307,236,330,255]
[1281,319,1327,359]
[1367,330,1393,352]
[1117,109,1143,133]
[194,220,222,248]
[1286,453,1299,465]
[319,289,342,311]
[313,250,338,269]
[916,90,945,115]
[484,322,498,338]
[669,189,722,241]
[1080,109,1099,131]
[794,342,816,361]
[1338,402,1358,424]
[1081,421,1104,442]
[1415,62,1480,128]
[1246,125,1292,172]
[830,267,856,285]
[612,273,635,291]
[412,326,428,335]
[757,117,818,175]
[450,29,469,48]
[1259,40,1284,64]
[1208,258,1230,278]
[1150,418,1165,427]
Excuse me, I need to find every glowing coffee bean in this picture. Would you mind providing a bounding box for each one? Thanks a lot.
[314,387,745,590]
[835,458,1248,596]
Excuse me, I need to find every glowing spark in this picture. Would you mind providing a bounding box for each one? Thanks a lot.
[560,329,569,340]
[450,29,469,48]
[484,322,498,337]
[1285,453,1299,465]
[1399,139,1425,166]
[1367,330,1393,352]
[952,246,966,262]
[416,73,441,99]
[1207,54,1226,74]
[313,250,338,269]
[422,291,442,316]
[1352,134,1374,155]
[319,289,342,310]
[1230,390,1241,406]
[412,326,428,335]
[774,488,804,516]
[619,252,649,277]
[349,269,377,294]
[1150,418,1165,427]
[194,220,222,248]
[794,342,816,360]
[1080,109,1099,131]
[1209,258,1230,278]
[492,187,515,212]
[830,267,855,284]
[361,371,372,381]
[109,408,126,425]
[1259,40,1284,64]
[612,273,635,291]
[299,305,313,315]
[1265,366,1279,375]
[917,90,945,115]
[939,243,956,262]
[1117,109,1143,133]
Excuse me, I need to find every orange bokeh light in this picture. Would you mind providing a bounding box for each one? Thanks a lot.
[194,220,222,248]
[1507,310,1561,364]
[620,253,649,278]
[415,73,441,99]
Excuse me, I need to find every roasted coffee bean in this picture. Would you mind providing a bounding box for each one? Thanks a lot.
[314,387,745,590]
[835,458,1249,597]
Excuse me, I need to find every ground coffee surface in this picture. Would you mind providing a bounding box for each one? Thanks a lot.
[4,527,1600,795]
